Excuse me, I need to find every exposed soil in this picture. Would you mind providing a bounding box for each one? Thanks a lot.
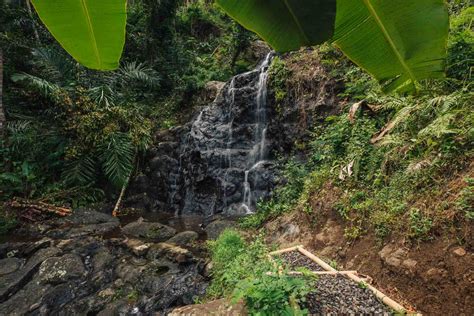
[265,162,474,315]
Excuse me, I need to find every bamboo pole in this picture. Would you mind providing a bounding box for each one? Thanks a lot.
[296,246,411,315]
[266,270,358,276]
[297,246,337,272]
[269,245,303,256]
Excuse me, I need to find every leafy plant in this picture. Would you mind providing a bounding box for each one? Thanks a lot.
[207,230,313,315]
[233,272,310,316]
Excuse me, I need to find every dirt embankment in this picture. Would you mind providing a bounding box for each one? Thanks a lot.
[265,164,473,315]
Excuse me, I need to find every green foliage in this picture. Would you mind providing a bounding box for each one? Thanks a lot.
[408,208,433,241]
[240,158,309,228]
[268,56,290,109]
[248,4,472,240]
[457,178,474,220]
[233,273,310,316]
[99,133,135,188]
[207,230,271,297]
[208,230,313,315]
[2,0,254,204]
[446,6,474,81]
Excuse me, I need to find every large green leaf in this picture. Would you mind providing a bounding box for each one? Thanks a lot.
[333,0,449,93]
[216,0,336,52]
[31,0,127,70]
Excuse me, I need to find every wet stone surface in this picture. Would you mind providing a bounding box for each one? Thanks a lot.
[0,208,209,315]
[280,251,392,315]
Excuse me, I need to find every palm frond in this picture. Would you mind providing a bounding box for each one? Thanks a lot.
[88,85,117,107]
[11,73,61,98]
[32,47,75,82]
[116,61,160,88]
[99,132,135,188]
[6,121,35,152]
[62,155,97,186]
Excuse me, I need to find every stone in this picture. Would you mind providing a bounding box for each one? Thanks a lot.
[167,231,199,247]
[122,217,176,242]
[38,253,85,284]
[402,259,418,273]
[204,81,226,102]
[64,208,119,225]
[0,247,61,303]
[379,244,407,268]
[147,243,194,264]
[423,267,448,283]
[0,258,22,276]
[205,220,235,240]
[169,298,247,316]
[124,238,151,256]
[453,247,467,257]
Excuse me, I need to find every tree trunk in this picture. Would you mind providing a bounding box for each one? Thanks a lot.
[0,49,5,136]
[25,0,40,43]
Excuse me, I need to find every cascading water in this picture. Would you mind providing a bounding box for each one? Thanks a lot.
[239,53,272,214]
[148,52,278,218]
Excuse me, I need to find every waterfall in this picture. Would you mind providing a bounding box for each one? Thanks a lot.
[167,52,275,217]
[240,52,273,214]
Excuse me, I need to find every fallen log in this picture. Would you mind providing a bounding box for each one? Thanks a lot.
[7,199,72,217]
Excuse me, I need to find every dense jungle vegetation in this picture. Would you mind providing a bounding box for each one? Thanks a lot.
[0,0,256,209]
[0,0,472,314]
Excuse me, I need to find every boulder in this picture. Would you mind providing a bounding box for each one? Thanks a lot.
[147,243,194,264]
[0,247,61,302]
[38,253,85,284]
[378,244,408,268]
[169,298,247,316]
[205,220,235,240]
[204,81,225,102]
[122,217,176,242]
[167,231,199,247]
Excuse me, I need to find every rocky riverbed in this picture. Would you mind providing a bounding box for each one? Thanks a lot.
[0,208,235,315]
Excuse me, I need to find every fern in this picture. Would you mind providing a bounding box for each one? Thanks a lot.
[99,132,135,188]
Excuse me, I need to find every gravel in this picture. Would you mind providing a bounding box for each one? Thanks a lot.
[279,251,393,315]
[279,251,324,271]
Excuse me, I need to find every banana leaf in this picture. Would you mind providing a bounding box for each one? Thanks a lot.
[216,0,337,52]
[31,0,127,70]
[333,0,449,93]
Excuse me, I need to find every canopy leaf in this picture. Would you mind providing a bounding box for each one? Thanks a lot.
[216,0,336,52]
[31,0,127,70]
[333,0,449,93]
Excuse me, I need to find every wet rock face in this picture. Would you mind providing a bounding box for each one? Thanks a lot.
[129,53,339,218]
[130,55,279,217]
[0,209,209,315]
